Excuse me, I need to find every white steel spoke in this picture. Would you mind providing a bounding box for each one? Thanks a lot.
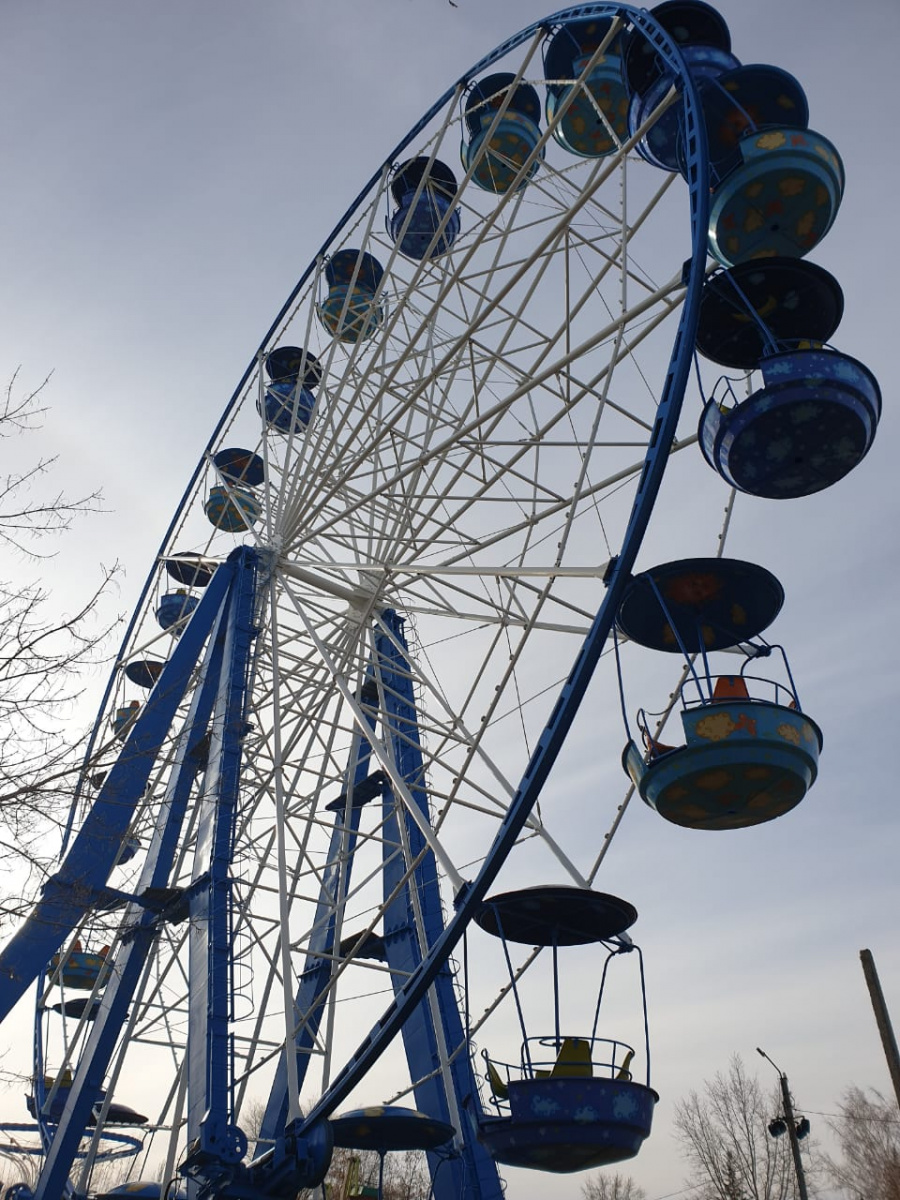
[48,20,731,1194]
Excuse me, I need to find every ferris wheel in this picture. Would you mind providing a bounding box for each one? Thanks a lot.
[0,4,879,1198]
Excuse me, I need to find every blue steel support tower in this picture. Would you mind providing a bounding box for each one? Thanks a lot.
[257,609,503,1200]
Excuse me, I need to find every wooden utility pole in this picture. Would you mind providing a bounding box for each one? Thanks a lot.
[860,948,900,1112]
[778,1071,810,1200]
[757,1047,810,1200]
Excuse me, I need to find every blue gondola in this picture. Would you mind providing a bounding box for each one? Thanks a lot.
[27,1084,147,1126]
[544,19,629,158]
[624,0,739,172]
[261,347,322,430]
[388,157,461,260]
[330,1107,455,1200]
[156,590,198,633]
[694,257,881,497]
[265,346,324,391]
[462,73,543,193]
[699,348,881,499]
[474,887,656,1173]
[258,381,316,433]
[164,551,218,588]
[123,659,164,688]
[624,0,733,95]
[28,1071,73,1122]
[92,1101,148,1126]
[118,835,141,864]
[338,930,386,961]
[695,257,844,369]
[259,347,322,431]
[618,558,823,829]
[204,484,262,532]
[319,251,385,343]
[212,447,265,488]
[49,997,102,1019]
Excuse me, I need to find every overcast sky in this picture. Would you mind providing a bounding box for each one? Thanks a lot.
[1,2,899,1198]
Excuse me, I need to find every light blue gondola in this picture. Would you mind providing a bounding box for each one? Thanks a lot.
[111,701,140,741]
[462,73,543,194]
[708,128,844,267]
[319,251,385,344]
[544,18,629,159]
[204,484,262,531]
[48,947,111,991]
[623,687,823,830]
[618,558,823,829]
[388,157,461,260]
[156,590,198,633]
[696,63,809,185]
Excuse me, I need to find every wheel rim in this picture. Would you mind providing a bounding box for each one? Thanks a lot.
[15,7,714,1196]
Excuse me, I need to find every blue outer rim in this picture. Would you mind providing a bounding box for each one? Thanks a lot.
[67,2,708,847]
[63,0,711,1151]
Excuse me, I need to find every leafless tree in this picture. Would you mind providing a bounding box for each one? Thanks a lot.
[673,1054,814,1200]
[295,1145,429,1200]
[0,371,121,924]
[827,1085,900,1200]
[0,370,103,551]
[582,1171,647,1200]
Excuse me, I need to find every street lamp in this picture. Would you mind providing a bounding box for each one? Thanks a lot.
[757,1047,810,1200]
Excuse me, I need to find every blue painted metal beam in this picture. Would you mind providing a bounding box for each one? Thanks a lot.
[375,611,503,1200]
[182,549,258,1194]
[0,554,240,1024]
[32,598,232,1200]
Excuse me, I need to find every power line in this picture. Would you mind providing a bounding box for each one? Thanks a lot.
[647,1184,705,1200]
[805,1107,900,1125]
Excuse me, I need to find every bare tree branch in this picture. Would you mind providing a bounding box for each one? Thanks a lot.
[673,1054,815,1200]
[827,1085,900,1200]
[0,370,106,556]
[0,372,122,929]
[582,1172,647,1200]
